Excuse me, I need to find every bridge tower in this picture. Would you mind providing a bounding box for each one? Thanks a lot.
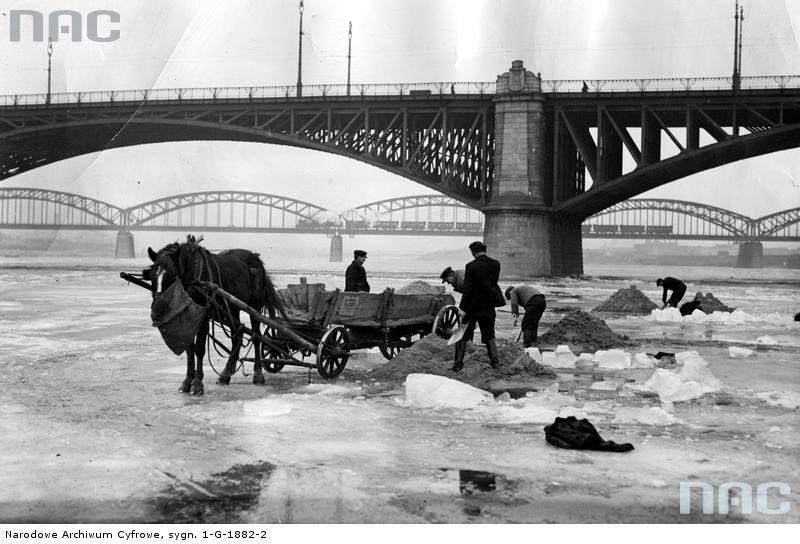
[484,60,582,278]
[736,241,764,268]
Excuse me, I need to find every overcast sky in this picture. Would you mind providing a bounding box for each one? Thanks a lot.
[1,0,800,218]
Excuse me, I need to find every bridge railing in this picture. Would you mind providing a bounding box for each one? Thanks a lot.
[2,75,799,107]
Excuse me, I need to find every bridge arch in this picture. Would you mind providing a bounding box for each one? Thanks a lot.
[755,207,800,239]
[0,187,124,227]
[126,190,332,229]
[586,198,755,238]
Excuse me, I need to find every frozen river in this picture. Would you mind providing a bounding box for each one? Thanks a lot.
[0,257,798,523]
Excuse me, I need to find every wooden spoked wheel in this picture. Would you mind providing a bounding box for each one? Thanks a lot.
[316,325,350,379]
[260,325,285,373]
[432,305,461,339]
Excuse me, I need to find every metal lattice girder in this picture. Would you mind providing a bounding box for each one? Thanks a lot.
[755,207,800,237]
[127,191,330,226]
[0,97,495,206]
[0,187,125,226]
[588,199,755,238]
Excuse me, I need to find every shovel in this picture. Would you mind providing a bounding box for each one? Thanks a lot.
[447,322,469,345]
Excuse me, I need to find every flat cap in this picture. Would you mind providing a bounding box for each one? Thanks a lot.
[354,249,367,258]
[439,266,454,282]
[469,240,487,253]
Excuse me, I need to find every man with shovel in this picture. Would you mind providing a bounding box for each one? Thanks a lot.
[505,285,547,347]
[450,241,504,372]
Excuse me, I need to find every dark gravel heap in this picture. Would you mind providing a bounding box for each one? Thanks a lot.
[592,285,658,314]
[539,309,633,350]
[367,334,555,389]
[692,292,736,313]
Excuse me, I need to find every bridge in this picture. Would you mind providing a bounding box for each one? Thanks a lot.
[3,60,800,276]
[1,188,796,267]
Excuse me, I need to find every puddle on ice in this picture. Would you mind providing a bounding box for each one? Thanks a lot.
[458,469,497,494]
[150,461,275,523]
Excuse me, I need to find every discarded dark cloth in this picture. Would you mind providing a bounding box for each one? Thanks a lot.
[544,416,634,453]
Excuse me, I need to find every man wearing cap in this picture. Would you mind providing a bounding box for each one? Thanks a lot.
[657,277,686,309]
[345,250,370,292]
[439,266,465,293]
[505,285,546,347]
[452,240,504,372]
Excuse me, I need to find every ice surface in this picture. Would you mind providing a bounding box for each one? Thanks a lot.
[402,373,494,409]
[729,346,756,358]
[755,391,800,410]
[523,382,577,409]
[613,406,678,426]
[590,381,621,391]
[242,399,293,417]
[594,349,631,369]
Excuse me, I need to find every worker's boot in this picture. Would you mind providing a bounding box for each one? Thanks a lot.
[450,340,467,372]
[522,330,535,348]
[486,338,499,368]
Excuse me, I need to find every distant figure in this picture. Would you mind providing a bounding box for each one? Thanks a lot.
[452,241,504,372]
[657,277,687,309]
[450,83,456,95]
[440,266,465,293]
[505,285,547,347]
[345,250,370,292]
[581,81,589,93]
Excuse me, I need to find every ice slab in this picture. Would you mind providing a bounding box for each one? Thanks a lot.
[613,406,678,426]
[594,349,631,369]
[403,373,494,409]
[643,369,705,403]
[729,346,755,358]
[755,335,777,345]
[524,347,543,364]
[632,352,656,368]
[523,382,577,409]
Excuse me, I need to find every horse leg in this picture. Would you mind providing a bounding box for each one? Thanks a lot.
[191,323,208,396]
[217,315,242,385]
[251,316,265,385]
[180,350,195,393]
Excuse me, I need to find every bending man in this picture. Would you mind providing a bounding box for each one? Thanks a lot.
[505,285,547,347]
[657,277,686,309]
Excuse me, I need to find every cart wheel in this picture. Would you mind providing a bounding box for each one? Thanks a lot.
[433,305,461,339]
[261,325,285,373]
[317,325,350,379]
[379,345,402,360]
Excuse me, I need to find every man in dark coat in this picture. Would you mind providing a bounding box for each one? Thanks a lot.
[657,277,686,308]
[452,241,503,372]
[345,250,370,292]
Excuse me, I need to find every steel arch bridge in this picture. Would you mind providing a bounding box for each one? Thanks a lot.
[583,199,800,241]
[0,188,332,232]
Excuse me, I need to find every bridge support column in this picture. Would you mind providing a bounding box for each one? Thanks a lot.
[329,232,343,262]
[115,230,135,259]
[484,60,584,278]
[736,241,764,268]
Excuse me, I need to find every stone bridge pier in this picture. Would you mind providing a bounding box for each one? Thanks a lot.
[115,230,135,259]
[484,61,583,278]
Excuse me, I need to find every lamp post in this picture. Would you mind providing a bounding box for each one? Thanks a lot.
[46,37,53,105]
[346,21,352,96]
[296,0,304,98]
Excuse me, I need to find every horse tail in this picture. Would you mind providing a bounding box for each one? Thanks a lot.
[262,269,287,319]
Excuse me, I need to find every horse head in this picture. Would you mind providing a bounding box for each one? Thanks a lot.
[146,236,205,297]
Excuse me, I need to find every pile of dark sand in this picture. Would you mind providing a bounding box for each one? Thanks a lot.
[395,281,445,295]
[592,285,658,314]
[539,309,633,350]
[367,334,555,390]
[692,292,736,313]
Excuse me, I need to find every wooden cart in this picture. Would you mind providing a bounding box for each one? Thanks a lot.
[201,279,461,379]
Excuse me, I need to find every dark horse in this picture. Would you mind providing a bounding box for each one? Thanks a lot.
[147,235,285,395]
